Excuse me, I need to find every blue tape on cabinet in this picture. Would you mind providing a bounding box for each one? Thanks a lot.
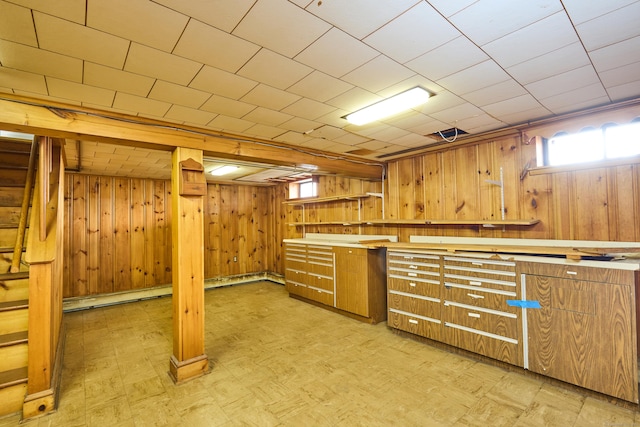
[506,300,541,309]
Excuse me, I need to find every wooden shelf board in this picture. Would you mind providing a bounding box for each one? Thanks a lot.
[283,194,370,205]
[287,219,540,227]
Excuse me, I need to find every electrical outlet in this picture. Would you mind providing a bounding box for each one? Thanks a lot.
[233,256,237,262]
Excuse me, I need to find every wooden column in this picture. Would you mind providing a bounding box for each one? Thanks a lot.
[169,147,209,383]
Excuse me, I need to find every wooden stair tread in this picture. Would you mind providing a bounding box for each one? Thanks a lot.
[0,331,27,348]
[0,299,28,312]
[0,247,25,253]
[0,366,28,390]
[0,272,29,281]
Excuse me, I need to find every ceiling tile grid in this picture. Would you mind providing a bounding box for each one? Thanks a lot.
[0,0,638,167]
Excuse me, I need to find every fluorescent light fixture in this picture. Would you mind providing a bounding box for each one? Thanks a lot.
[345,87,431,125]
[210,165,239,176]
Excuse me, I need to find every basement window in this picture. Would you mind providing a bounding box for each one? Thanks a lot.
[542,119,640,167]
[288,177,318,199]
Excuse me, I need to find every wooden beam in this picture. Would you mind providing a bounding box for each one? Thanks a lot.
[169,147,209,383]
[0,96,383,180]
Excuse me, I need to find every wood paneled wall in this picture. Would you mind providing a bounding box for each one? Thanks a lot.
[63,174,282,298]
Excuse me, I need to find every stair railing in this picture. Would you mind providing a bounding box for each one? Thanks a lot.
[10,138,37,273]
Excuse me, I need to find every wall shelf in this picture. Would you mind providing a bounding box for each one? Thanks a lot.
[287,219,540,227]
[283,194,370,205]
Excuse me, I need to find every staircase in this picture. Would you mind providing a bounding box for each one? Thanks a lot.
[0,139,32,416]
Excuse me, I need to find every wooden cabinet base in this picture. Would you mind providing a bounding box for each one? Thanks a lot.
[22,389,55,419]
[289,294,384,324]
[169,354,210,384]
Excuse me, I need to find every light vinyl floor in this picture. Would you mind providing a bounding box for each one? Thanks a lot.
[1,281,639,426]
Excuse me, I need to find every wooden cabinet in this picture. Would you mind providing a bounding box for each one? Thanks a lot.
[520,261,638,403]
[387,251,442,341]
[284,242,387,323]
[442,255,522,366]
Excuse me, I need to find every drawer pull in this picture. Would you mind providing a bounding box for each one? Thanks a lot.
[408,319,419,324]
[472,262,483,266]
[566,271,577,275]
[467,293,484,299]
[408,272,418,277]
[469,280,482,286]
[468,312,481,318]
[404,256,413,260]
[409,282,417,287]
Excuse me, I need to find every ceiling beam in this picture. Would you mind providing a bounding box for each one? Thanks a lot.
[0,95,384,180]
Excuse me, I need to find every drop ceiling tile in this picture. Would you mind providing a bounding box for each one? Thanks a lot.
[0,1,37,46]
[207,115,254,133]
[483,12,579,68]
[576,2,640,51]
[379,75,443,98]
[237,49,313,90]
[34,12,128,69]
[539,83,609,112]
[164,105,217,125]
[305,0,419,39]
[84,62,154,97]
[314,108,351,127]
[590,36,640,73]
[352,139,389,150]
[233,0,331,58]
[152,0,255,32]
[173,20,260,73]
[275,131,311,146]
[417,91,466,115]
[0,39,82,82]
[429,102,485,124]
[307,125,349,140]
[279,117,323,133]
[607,80,640,101]
[87,0,188,52]
[200,94,256,118]
[427,0,477,17]
[189,66,257,100]
[498,105,553,125]
[46,77,114,106]
[10,0,85,23]
[385,111,440,130]
[482,94,546,118]
[295,28,379,78]
[326,87,380,112]
[600,61,640,87]
[462,80,527,106]
[562,0,636,25]
[406,36,489,81]
[506,42,590,85]
[281,98,337,121]
[437,60,511,95]
[454,114,504,133]
[0,66,47,94]
[124,43,202,86]
[287,71,353,102]
[448,0,562,46]
[245,123,287,139]
[148,80,210,109]
[240,84,300,111]
[342,55,415,93]
[390,133,434,148]
[242,107,293,127]
[113,92,171,117]
[404,119,451,136]
[364,2,460,63]
[366,126,411,143]
[525,65,601,100]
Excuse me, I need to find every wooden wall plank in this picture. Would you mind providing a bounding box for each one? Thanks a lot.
[87,176,100,295]
[130,178,146,289]
[113,178,131,292]
[99,177,114,294]
[573,169,610,240]
[71,175,87,296]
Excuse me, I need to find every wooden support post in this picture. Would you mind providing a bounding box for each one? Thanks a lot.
[169,147,209,383]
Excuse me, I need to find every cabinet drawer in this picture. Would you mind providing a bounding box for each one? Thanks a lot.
[389,267,440,282]
[518,261,635,286]
[388,291,441,321]
[388,309,442,341]
[285,268,307,283]
[388,251,440,264]
[286,280,308,298]
[307,286,334,306]
[443,300,518,341]
[443,322,522,366]
[443,272,516,292]
[307,272,333,292]
[444,256,516,281]
[442,286,517,313]
[388,252,440,273]
[388,277,440,299]
[307,257,333,276]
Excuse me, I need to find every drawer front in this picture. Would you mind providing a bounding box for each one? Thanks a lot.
[388,277,440,299]
[444,256,516,273]
[388,291,441,321]
[443,301,518,341]
[442,285,517,313]
[443,273,516,292]
[443,321,522,366]
[286,280,308,298]
[388,252,440,273]
[388,309,442,341]
[285,267,307,284]
[307,272,334,292]
[307,256,333,276]
[306,286,334,306]
[518,261,635,286]
[444,257,516,283]
[285,257,307,271]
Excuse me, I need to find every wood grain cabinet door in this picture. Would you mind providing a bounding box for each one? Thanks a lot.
[525,273,638,403]
[334,247,368,317]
